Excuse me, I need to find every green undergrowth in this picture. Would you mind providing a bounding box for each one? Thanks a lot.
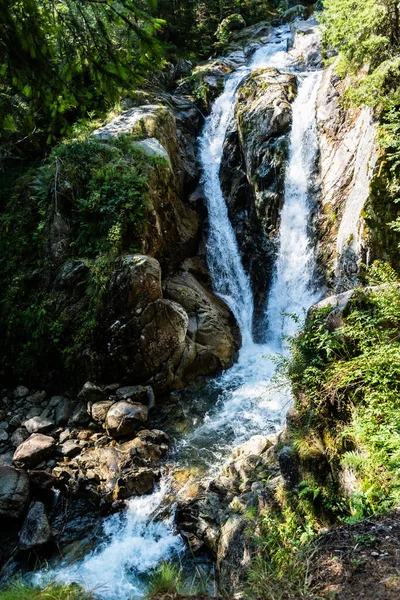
[0,582,93,600]
[146,560,211,599]
[0,130,165,383]
[248,261,400,599]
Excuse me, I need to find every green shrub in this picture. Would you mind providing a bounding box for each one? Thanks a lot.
[0,582,92,600]
[216,14,246,44]
[147,561,185,598]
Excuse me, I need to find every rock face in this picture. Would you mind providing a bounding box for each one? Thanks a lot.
[316,64,378,291]
[220,68,297,332]
[0,465,30,519]
[177,435,280,593]
[94,255,240,393]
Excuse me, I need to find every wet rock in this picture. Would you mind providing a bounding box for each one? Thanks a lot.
[49,395,64,408]
[119,429,170,462]
[115,468,155,499]
[24,416,55,435]
[13,434,55,469]
[91,400,114,424]
[0,465,30,519]
[0,429,8,442]
[14,386,29,399]
[9,415,22,428]
[106,401,148,438]
[18,501,52,550]
[25,407,42,419]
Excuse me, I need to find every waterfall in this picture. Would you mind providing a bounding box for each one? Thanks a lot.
[38,27,324,600]
[266,71,322,349]
[199,28,292,341]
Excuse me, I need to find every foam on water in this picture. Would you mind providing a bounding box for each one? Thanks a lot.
[41,28,323,600]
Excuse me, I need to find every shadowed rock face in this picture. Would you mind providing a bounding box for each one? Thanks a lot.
[220,68,297,335]
[0,465,30,519]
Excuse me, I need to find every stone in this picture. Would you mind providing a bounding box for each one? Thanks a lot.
[281,5,309,23]
[10,428,29,447]
[115,468,155,499]
[115,385,154,407]
[91,400,114,423]
[0,429,8,442]
[0,421,9,430]
[59,440,81,458]
[231,435,273,460]
[69,402,90,426]
[13,434,55,469]
[18,501,52,550]
[25,407,42,419]
[106,401,148,438]
[59,429,73,444]
[55,399,74,426]
[9,415,22,428]
[26,390,46,405]
[24,416,55,435]
[78,381,105,403]
[14,386,29,399]
[0,465,30,519]
[49,395,64,408]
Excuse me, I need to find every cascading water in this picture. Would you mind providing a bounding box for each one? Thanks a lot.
[37,26,324,600]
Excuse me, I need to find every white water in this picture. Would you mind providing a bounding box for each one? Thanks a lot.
[42,27,323,599]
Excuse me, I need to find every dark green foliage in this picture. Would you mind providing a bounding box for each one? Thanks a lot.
[0,0,164,154]
[0,132,160,383]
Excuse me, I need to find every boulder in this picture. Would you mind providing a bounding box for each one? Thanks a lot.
[105,401,148,438]
[91,400,114,423]
[0,429,8,442]
[116,385,155,407]
[0,465,30,519]
[69,402,90,426]
[18,501,52,550]
[115,468,155,499]
[281,5,309,23]
[24,416,55,435]
[26,390,46,405]
[58,440,82,458]
[55,399,74,425]
[78,381,105,403]
[12,434,55,469]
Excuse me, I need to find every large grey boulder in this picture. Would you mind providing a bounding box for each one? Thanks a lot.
[12,434,55,469]
[116,385,155,407]
[91,400,114,423]
[105,401,148,438]
[18,501,52,550]
[0,465,30,519]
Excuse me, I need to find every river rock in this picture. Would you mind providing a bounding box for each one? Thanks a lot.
[18,501,52,550]
[59,440,82,458]
[115,468,155,499]
[11,428,29,447]
[105,401,148,438]
[69,402,90,426]
[78,381,105,403]
[26,390,46,405]
[54,399,74,426]
[91,400,114,423]
[0,465,30,519]
[0,429,8,442]
[24,416,55,435]
[115,385,155,407]
[13,434,55,469]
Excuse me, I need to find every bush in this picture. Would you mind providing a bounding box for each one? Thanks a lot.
[216,14,246,43]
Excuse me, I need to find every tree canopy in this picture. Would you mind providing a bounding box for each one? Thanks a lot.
[0,0,164,151]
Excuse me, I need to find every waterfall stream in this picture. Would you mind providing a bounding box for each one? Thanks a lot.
[38,25,323,599]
